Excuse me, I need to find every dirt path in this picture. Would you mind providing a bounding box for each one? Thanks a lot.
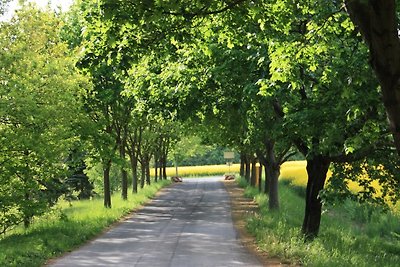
[223,180,289,266]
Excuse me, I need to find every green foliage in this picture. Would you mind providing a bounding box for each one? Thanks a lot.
[0,5,88,233]
[0,180,170,267]
[244,180,400,266]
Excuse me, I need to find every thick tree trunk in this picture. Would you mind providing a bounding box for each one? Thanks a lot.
[240,153,245,177]
[302,156,330,239]
[267,166,280,210]
[262,141,280,210]
[103,159,112,208]
[346,0,400,155]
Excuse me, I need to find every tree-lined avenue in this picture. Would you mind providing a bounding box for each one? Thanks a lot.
[49,177,263,267]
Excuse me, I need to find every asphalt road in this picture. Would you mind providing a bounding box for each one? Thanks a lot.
[49,177,263,267]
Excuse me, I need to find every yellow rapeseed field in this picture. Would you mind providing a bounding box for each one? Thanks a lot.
[150,164,241,177]
[277,161,380,194]
[158,161,381,194]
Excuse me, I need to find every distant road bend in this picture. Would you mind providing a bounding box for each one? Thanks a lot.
[50,177,263,267]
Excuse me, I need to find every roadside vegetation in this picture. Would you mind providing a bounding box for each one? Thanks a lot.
[0,180,170,267]
[237,177,400,267]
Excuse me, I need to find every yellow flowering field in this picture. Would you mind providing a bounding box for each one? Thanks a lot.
[158,161,381,194]
[150,164,240,177]
[279,160,309,186]
[279,161,380,194]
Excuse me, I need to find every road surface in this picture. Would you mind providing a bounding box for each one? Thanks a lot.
[50,177,263,267]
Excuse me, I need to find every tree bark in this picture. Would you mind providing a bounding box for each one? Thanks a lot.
[119,140,128,200]
[346,0,400,155]
[140,161,146,189]
[265,142,280,210]
[130,153,138,193]
[244,155,251,182]
[267,165,280,210]
[159,159,164,180]
[146,157,151,186]
[302,155,330,239]
[103,159,112,208]
[163,163,167,179]
[154,157,158,182]
[240,153,245,177]
[250,157,257,187]
[263,162,269,195]
[258,164,263,192]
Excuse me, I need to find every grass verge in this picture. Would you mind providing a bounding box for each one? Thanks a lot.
[238,177,400,267]
[0,180,170,267]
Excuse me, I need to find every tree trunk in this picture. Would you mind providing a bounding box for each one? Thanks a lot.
[120,141,128,200]
[174,157,179,177]
[245,155,251,182]
[263,162,269,194]
[258,164,263,192]
[250,157,257,187]
[266,165,280,210]
[103,159,112,208]
[159,161,164,180]
[302,156,330,239]
[146,158,151,186]
[155,158,158,182]
[140,161,146,189]
[162,154,167,179]
[240,153,245,177]
[128,151,138,193]
[266,141,280,210]
[346,0,400,155]
[23,192,31,228]
[121,168,128,200]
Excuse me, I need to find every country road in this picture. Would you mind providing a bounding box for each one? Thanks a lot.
[49,177,263,267]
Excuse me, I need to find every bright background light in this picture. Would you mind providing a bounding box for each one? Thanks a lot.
[2,0,74,21]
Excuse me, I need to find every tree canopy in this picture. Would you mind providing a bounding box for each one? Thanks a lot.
[0,0,399,240]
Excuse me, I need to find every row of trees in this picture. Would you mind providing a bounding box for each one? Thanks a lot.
[1,0,399,241]
[0,2,183,234]
[77,0,400,239]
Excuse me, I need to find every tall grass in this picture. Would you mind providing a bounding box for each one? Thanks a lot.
[0,180,170,267]
[239,177,400,266]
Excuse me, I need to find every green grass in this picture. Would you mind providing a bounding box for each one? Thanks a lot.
[238,177,400,267]
[0,180,171,267]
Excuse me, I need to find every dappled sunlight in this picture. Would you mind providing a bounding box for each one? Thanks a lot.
[50,177,262,266]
